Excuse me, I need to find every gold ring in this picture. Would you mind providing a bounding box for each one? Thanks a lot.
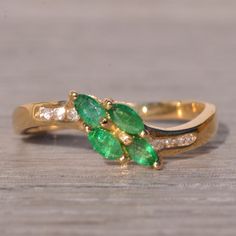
[13,91,217,170]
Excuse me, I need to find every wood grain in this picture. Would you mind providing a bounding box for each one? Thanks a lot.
[0,1,236,235]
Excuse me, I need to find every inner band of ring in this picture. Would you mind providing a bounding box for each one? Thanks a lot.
[13,100,217,157]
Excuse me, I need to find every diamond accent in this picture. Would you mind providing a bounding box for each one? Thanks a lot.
[54,107,66,121]
[39,107,54,121]
[37,106,79,122]
[152,133,197,150]
[67,108,79,121]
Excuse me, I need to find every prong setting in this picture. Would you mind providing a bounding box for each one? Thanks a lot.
[140,129,150,138]
[153,161,163,170]
[69,91,78,102]
[66,91,79,110]
[119,155,130,165]
[100,117,109,126]
[102,98,113,110]
[100,117,115,131]
[83,123,91,133]
[118,132,133,146]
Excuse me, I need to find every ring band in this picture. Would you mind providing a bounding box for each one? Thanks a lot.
[13,92,217,170]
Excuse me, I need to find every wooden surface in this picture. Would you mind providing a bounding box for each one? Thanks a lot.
[0,1,236,235]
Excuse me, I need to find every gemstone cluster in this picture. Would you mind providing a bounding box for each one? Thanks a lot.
[74,94,160,169]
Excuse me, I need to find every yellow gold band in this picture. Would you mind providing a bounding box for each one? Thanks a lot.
[13,99,217,158]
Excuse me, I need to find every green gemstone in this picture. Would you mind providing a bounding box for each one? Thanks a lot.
[125,137,158,166]
[88,128,123,160]
[74,94,106,129]
[108,103,144,135]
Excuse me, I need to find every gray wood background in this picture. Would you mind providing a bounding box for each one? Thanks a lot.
[0,0,235,235]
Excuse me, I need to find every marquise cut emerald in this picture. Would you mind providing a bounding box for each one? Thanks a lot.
[88,128,123,160]
[74,94,106,129]
[108,103,144,135]
[125,137,158,166]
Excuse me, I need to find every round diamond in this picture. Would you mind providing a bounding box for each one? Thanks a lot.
[67,108,79,121]
[39,107,54,120]
[53,107,66,121]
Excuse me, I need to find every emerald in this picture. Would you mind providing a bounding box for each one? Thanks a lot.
[73,93,159,168]
[74,94,106,129]
[108,103,144,135]
[88,128,123,160]
[125,137,158,166]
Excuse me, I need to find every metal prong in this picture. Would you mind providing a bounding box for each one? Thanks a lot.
[100,118,114,131]
[140,129,150,138]
[65,91,79,110]
[119,155,130,166]
[153,161,163,170]
[100,117,108,126]
[118,132,133,146]
[83,124,91,133]
[69,91,78,102]
[102,98,113,110]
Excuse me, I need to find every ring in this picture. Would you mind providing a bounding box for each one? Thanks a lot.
[13,91,217,170]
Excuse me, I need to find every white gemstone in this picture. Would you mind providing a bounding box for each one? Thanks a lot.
[178,137,185,145]
[151,140,165,150]
[39,107,54,120]
[165,139,170,145]
[54,107,66,120]
[170,139,177,146]
[67,108,79,121]
[151,133,197,150]
[157,142,165,150]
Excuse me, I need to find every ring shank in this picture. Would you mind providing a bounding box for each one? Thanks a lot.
[133,101,217,156]
[13,100,217,157]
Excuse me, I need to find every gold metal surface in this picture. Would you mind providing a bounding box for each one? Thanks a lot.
[13,96,217,158]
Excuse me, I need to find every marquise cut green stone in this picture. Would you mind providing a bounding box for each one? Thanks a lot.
[88,128,123,160]
[74,94,106,129]
[125,137,158,166]
[108,103,144,135]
